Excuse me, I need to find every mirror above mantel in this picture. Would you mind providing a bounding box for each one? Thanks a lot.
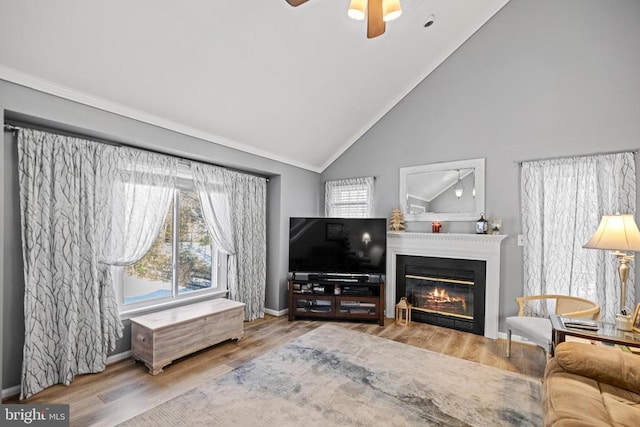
[399,158,485,222]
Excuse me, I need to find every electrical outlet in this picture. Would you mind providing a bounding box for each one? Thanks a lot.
[517,234,525,246]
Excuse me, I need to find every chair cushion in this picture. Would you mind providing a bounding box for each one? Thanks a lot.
[506,316,552,347]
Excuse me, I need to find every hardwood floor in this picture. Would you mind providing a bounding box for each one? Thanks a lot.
[5,315,546,426]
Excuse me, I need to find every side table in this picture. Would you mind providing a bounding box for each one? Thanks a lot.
[550,314,640,356]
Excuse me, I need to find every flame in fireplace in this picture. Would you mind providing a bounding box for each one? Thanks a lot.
[428,288,467,311]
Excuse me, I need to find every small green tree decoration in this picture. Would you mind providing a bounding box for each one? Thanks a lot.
[389,208,405,232]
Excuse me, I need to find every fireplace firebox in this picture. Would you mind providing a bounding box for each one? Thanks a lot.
[396,255,486,335]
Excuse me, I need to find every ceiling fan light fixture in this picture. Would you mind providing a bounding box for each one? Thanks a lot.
[348,0,367,21]
[382,0,402,22]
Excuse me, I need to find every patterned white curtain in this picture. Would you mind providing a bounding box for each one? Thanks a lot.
[17,129,177,399]
[98,145,177,266]
[520,152,636,322]
[325,177,375,217]
[17,129,120,399]
[191,163,267,320]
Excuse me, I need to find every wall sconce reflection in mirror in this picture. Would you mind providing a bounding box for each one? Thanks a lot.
[454,170,464,198]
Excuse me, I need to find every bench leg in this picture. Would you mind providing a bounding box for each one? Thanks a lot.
[147,362,165,375]
[506,329,512,358]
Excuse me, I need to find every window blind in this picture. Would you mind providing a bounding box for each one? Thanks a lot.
[325,177,375,218]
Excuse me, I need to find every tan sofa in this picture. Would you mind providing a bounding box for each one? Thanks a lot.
[543,341,640,426]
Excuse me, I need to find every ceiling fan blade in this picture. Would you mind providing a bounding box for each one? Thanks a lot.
[367,0,385,38]
[286,0,310,6]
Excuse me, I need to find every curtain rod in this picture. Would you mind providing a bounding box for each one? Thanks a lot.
[515,148,639,165]
[4,123,20,132]
[4,120,270,182]
[5,120,121,147]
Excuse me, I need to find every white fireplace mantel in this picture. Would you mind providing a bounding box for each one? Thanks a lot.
[385,232,507,339]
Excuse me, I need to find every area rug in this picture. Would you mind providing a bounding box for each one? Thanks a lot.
[120,324,542,426]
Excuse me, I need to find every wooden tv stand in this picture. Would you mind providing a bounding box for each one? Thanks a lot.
[288,277,384,326]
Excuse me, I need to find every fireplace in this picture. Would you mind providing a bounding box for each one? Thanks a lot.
[385,232,506,339]
[396,255,486,335]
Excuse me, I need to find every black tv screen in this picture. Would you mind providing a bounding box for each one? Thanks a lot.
[289,217,387,275]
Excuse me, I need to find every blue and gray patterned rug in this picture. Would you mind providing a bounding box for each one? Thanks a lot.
[121,324,542,426]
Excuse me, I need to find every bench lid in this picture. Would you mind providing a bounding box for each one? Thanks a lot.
[129,298,245,329]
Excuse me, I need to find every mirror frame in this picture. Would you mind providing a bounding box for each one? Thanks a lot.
[399,157,485,222]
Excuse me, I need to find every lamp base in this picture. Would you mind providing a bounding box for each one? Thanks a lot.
[616,314,633,331]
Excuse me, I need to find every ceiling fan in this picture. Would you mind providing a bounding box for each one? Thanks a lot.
[286,0,402,39]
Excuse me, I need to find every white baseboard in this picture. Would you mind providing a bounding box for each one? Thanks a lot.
[497,331,537,346]
[264,307,288,317]
[107,350,132,365]
[1,385,21,400]
[2,351,133,400]
[498,331,519,341]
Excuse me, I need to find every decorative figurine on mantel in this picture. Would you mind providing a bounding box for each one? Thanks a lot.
[490,218,502,235]
[389,208,405,232]
[476,213,489,234]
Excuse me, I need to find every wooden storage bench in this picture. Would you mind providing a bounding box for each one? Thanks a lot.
[130,298,245,375]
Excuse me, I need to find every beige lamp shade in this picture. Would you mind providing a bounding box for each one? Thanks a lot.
[583,214,640,252]
[383,0,402,22]
[348,0,366,20]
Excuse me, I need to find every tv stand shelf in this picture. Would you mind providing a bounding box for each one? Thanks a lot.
[288,279,384,326]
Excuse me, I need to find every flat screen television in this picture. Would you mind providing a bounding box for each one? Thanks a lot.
[288,217,387,275]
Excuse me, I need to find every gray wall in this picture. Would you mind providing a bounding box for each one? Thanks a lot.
[322,0,640,330]
[2,128,24,393]
[1,121,5,396]
[1,81,321,389]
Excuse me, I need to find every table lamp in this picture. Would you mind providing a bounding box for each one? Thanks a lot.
[583,213,640,317]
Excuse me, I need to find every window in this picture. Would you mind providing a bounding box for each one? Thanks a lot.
[118,175,227,312]
[325,177,375,217]
[176,190,216,296]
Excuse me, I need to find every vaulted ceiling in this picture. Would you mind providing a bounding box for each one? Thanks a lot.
[0,0,509,172]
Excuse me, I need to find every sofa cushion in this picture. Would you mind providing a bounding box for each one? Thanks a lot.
[543,358,614,427]
[600,383,640,427]
[555,342,640,394]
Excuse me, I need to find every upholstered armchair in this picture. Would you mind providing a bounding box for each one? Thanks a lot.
[505,295,600,357]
